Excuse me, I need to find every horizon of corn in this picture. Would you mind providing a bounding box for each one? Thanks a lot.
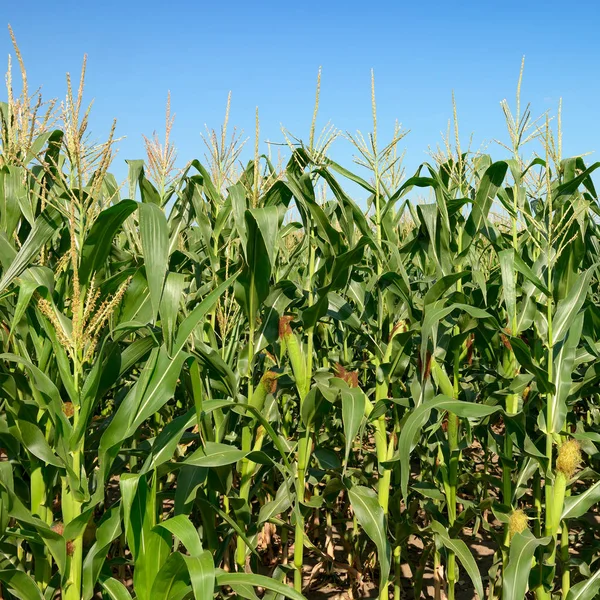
[1,29,600,600]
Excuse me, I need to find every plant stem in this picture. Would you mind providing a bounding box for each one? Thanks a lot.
[533,471,542,537]
[63,449,83,598]
[292,225,315,593]
[374,367,391,600]
[561,519,570,599]
[536,153,555,600]
[502,350,519,561]
[294,429,311,592]
[63,355,83,600]
[434,548,443,600]
[394,527,402,600]
[236,259,257,570]
[447,347,461,600]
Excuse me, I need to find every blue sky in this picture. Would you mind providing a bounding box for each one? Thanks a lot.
[2,0,600,190]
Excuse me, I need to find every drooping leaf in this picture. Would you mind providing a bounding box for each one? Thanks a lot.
[0,569,44,600]
[0,206,62,292]
[399,396,501,498]
[430,521,484,599]
[340,387,365,470]
[348,485,391,587]
[216,571,307,600]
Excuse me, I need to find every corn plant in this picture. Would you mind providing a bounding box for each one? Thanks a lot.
[2,33,600,600]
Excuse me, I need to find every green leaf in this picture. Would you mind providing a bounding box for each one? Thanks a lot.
[512,249,550,297]
[0,353,71,435]
[160,271,187,353]
[503,531,550,600]
[154,514,204,556]
[175,271,240,353]
[430,521,484,599]
[550,312,584,434]
[10,265,54,336]
[340,387,365,471]
[464,161,508,247]
[0,206,62,292]
[79,200,137,285]
[324,159,376,194]
[566,569,600,600]
[139,202,169,321]
[423,271,469,306]
[99,576,134,600]
[562,480,600,520]
[139,171,162,205]
[552,267,593,346]
[149,553,190,599]
[126,159,145,199]
[246,206,280,267]
[82,507,122,600]
[420,301,494,373]
[235,206,279,320]
[184,442,247,467]
[140,409,196,474]
[509,337,554,394]
[0,229,16,268]
[126,347,189,437]
[348,485,391,587]
[63,506,95,543]
[16,420,64,467]
[0,483,66,574]
[216,571,307,600]
[174,466,207,514]
[183,551,215,600]
[300,387,325,428]
[121,474,170,599]
[258,482,294,525]
[399,396,500,498]
[0,569,44,600]
[1,165,30,234]
[229,582,261,600]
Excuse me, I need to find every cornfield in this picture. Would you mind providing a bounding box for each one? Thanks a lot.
[2,31,600,600]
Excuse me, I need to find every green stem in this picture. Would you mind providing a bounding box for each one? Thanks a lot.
[63,360,83,600]
[294,428,311,592]
[447,350,460,600]
[62,454,83,600]
[236,378,270,568]
[431,354,459,598]
[434,548,443,600]
[394,529,402,600]
[291,224,317,592]
[537,173,555,600]
[533,471,542,537]
[190,362,213,443]
[545,287,554,541]
[236,264,256,570]
[375,369,391,600]
[561,519,570,599]
[306,233,315,379]
[503,351,519,561]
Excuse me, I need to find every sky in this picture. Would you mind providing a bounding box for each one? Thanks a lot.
[2,0,600,191]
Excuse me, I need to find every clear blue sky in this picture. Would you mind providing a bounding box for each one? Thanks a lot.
[2,0,600,190]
